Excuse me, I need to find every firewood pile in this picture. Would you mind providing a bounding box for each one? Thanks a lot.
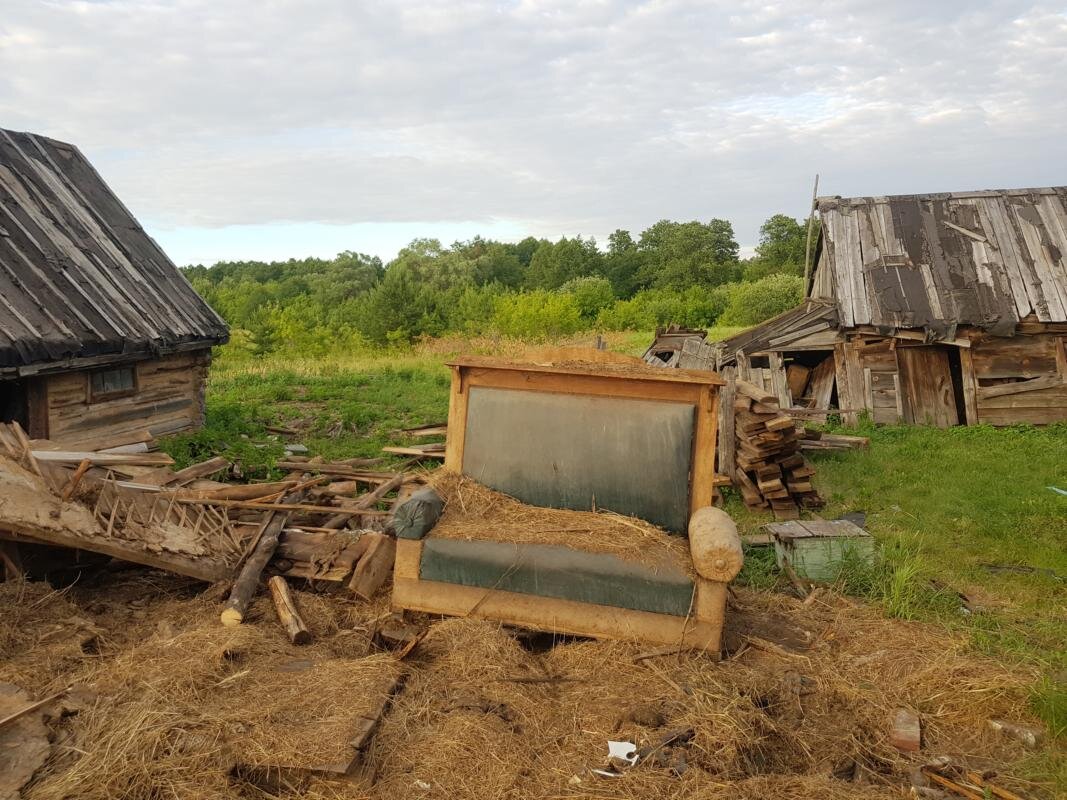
[725,376,825,520]
[0,422,422,611]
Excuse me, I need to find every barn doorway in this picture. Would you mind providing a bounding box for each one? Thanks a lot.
[0,379,30,430]
[897,346,959,427]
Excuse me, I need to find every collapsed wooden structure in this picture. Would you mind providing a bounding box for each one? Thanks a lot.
[0,421,414,601]
[685,188,1067,427]
[0,128,228,448]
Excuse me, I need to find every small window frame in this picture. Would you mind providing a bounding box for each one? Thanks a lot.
[88,365,139,403]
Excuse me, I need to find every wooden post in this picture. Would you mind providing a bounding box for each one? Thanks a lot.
[267,575,311,644]
[802,173,819,298]
[717,367,737,481]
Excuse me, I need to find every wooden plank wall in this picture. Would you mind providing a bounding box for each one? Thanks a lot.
[44,350,211,448]
[970,333,1067,425]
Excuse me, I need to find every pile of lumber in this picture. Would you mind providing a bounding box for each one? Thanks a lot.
[720,373,825,520]
[0,423,421,608]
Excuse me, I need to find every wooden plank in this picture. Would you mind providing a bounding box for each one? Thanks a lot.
[717,367,736,481]
[446,356,723,386]
[977,374,1064,399]
[31,450,173,466]
[768,352,790,408]
[959,347,978,425]
[808,354,835,411]
[392,575,726,653]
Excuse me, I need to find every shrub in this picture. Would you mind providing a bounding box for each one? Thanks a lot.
[718,273,804,327]
[491,291,583,340]
[560,276,616,319]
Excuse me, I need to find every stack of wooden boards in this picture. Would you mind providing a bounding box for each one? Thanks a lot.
[724,376,825,520]
[0,422,420,605]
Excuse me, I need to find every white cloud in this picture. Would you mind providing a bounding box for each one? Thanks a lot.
[1,0,1064,263]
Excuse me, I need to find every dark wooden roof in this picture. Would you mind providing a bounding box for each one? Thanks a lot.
[0,129,228,373]
[812,187,1067,336]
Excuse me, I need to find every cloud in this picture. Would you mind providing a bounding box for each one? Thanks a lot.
[1,0,1064,262]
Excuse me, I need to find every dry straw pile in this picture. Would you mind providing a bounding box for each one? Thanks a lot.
[1,566,1050,799]
[429,472,695,575]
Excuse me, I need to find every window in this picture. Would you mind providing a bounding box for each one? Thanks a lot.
[89,366,137,402]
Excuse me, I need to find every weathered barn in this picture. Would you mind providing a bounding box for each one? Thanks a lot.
[708,187,1067,426]
[0,128,228,448]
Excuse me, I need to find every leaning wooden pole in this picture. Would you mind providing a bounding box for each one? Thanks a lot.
[802,173,820,299]
[267,575,311,644]
[220,490,303,626]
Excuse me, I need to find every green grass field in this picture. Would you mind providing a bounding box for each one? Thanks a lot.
[160,339,1066,782]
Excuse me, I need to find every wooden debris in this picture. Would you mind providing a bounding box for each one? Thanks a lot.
[730,383,824,517]
[348,533,397,601]
[31,450,174,467]
[221,492,304,627]
[381,444,445,459]
[267,576,311,645]
[0,686,71,732]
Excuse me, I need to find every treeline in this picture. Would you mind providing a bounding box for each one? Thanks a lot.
[182,214,814,356]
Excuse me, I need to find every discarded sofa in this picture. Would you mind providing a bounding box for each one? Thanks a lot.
[390,353,744,654]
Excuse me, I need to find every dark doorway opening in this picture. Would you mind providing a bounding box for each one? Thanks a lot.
[0,379,29,429]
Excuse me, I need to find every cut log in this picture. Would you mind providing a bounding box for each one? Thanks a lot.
[348,533,397,600]
[221,491,304,626]
[267,576,311,645]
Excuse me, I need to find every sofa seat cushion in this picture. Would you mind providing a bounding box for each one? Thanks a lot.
[419,537,695,617]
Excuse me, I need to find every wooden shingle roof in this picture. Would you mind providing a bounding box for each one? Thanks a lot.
[812,187,1067,336]
[0,128,228,373]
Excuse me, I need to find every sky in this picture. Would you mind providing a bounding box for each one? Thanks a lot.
[1,0,1065,266]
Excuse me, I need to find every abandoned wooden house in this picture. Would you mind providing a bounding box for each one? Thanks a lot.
[708,187,1067,427]
[0,128,228,448]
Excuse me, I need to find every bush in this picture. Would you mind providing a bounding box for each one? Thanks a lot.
[597,285,731,331]
[491,291,584,340]
[560,276,615,319]
[718,273,804,326]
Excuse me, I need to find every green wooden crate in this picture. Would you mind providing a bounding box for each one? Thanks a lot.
[768,519,876,583]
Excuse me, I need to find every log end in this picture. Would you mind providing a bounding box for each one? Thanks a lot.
[292,629,312,646]
[219,607,244,627]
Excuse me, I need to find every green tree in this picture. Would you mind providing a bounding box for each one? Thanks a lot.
[636,219,740,290]
[560,276,615,319]
[743,214,812,280]
[525,236,603,290]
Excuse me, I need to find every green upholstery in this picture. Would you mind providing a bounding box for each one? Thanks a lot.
[460,387,696,533]
[419,538,695,617]
[393,488,445,540]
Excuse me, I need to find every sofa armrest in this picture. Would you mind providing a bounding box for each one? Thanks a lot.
[391,487,444,540]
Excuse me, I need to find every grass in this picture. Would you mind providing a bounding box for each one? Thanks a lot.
[159,339,1066,784]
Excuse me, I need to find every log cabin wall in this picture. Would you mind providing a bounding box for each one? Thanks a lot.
[42,349,211,448]
[967,333,1067,425]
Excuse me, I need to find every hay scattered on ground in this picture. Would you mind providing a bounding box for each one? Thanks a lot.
[428,473,695,576]
[2,569,1053,800]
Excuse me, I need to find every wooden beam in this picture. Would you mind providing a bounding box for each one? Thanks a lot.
[977,374,1063,399]
[32,450,174,467]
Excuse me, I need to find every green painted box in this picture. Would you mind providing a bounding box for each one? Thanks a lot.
[768,519,876,583]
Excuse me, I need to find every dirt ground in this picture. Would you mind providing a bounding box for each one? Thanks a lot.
[0,566,1053,800]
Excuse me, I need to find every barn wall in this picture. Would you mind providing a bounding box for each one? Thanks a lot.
[970,333,1067,425]
[43,350,211,448]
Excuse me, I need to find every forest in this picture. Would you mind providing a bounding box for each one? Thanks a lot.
[181,213,814,356]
